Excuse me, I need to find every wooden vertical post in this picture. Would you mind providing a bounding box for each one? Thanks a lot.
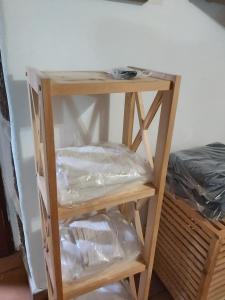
[122,92,138,298]
[138,77,181,300]
[39,79,63,300]
[122,92,135,147]
[199,238,220,300]
[121,92,136,219]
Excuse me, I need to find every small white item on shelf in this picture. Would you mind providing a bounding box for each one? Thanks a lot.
[74,281,134,300]
[56,143,152,206]
[60,210,141,283]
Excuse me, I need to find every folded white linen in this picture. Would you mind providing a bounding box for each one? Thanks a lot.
[56,143,152,206]
[60,210,141,282]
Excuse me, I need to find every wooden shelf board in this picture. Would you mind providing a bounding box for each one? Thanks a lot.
[58,183,155,220]
[40,71,171,95]
[63,259,146,300]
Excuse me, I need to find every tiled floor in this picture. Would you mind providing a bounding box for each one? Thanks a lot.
[0,253,173,300]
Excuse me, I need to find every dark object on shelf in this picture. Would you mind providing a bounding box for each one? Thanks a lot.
[207,0,225,4]
[111,68,138,80]
[167,142,225,220]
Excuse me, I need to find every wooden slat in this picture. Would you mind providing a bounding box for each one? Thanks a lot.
[37,176,48,210]
[129,276,138,300]
[216,249,225,259]
[198,237,220,299]
[157,223,203,278]
[138,76,181,300]
[214,263,225,273]
[134,208,145,244]
[156,195,225,300]
[50,77,171,96]
[155,254,193,300]
[58,183,155,220]
[63,260,146,300]
[135,92,154,168]
[166,193,220,238]
[156,242,200,291]
[122,92,135,147]
[211,267,225,281]
[161,210,208,263]
[164,197,211,249]
[155,261,189,300]
[120,92,136,220]
[40,79,63,299]
[156,233,201,285]
[215,255,225,267]
[159,217,205,271]
[156,248,198,299]
[210,271,225,292]
[162,202,209,255]
[131,91,163,152]
[208,285,225,300]
[209,220,225,231]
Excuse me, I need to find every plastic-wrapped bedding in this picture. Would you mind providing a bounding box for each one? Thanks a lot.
[74,281,134,300]
[60,210,141,282]
[167,143,225,220]
[56,143,152,206]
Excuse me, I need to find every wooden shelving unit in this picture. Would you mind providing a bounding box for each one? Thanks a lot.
[27,67,180,300]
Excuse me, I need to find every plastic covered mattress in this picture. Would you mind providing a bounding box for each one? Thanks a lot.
[60,210,141,282]
[56,143,152,206]
[167,142,225,219]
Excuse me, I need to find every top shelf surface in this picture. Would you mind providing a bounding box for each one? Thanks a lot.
[29,68,174,96]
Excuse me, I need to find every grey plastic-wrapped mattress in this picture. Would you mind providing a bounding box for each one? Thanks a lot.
[167,143,225,220]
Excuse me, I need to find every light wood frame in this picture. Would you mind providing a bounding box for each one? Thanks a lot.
[26,67,180,300]
[155,192,225,300]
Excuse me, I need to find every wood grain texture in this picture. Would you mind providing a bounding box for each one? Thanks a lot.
[63,260,145,300]
[58,183,155,220]
[41,71,171,96]
[138,76,181,300]
[27,68,180,300]
[155,193,225,300]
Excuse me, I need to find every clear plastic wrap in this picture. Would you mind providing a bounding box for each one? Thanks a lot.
[74,281,134,300]
[110,68,138,80]
[56,143,152,206]
[167,143,225,220]
[109,67,176,81]
[60,210,141,282]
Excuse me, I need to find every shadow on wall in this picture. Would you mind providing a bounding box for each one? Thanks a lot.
[7,76,110,288]
[53,94,110,148]
[190,0,225,27]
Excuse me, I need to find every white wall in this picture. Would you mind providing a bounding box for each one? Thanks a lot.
[1,0,225,292]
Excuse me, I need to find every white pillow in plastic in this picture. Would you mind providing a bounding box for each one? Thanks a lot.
[74,281,134,300]
[60,210,141,283]
[56,143,152,206]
